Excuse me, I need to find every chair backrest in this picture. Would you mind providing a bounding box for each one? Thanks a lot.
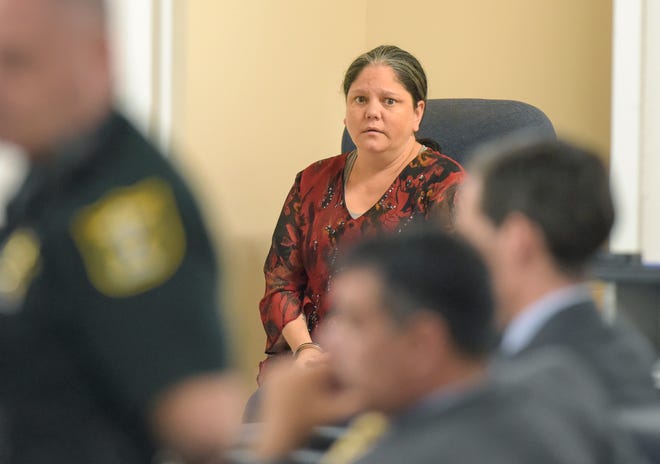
[340,98,556,166]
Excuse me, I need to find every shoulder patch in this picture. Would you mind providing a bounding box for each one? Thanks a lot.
[71,177,186,298]
[0,228,41,312]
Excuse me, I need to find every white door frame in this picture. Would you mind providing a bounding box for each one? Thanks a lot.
[610,0,660,264]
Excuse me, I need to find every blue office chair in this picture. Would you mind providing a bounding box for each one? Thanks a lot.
[341,98,556,166]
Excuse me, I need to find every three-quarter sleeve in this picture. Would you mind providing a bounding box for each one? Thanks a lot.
[425,153,465,230]
[259,172,309,354]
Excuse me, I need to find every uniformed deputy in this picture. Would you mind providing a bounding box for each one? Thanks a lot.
[0,0,242,462]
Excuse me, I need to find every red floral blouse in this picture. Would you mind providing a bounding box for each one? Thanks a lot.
[258,148,464,377]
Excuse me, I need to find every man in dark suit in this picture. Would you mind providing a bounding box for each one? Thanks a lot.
[351,348,642,464]
[251,231,644,464]
[456,137,658,406]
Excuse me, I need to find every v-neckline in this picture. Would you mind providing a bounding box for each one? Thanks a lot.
[341,148,426,220]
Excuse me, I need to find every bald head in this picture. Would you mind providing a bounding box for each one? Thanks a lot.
[65,0,106,15]
[60,0,107,28]
[0,0,112,156]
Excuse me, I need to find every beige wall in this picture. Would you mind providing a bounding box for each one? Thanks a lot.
[172,0,368,382]
[365,0,612,156]
[171,0,612,382]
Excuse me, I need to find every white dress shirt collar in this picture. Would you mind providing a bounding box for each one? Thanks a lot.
[500,284,592,355]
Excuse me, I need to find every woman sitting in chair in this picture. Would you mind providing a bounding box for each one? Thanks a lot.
[257,44,464,384]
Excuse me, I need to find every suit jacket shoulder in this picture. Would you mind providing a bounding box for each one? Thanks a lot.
[521,300,657,406]
[357,350,645,464]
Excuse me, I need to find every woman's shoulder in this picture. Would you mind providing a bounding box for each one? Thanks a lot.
[296,152,351,183]
[301,152,350,173]
[417,147,464,174]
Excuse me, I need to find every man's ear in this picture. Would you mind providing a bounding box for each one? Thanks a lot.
[499,212,545,266]
[405,312,451,370]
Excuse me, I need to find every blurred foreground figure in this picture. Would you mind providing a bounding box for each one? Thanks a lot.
[0,0,242,462]
[252,231,644,464]
[456,137,658,406]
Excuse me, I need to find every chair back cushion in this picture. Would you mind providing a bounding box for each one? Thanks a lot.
[341,98,556,165]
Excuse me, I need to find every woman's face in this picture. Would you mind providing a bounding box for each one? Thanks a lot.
[344,64,424,156]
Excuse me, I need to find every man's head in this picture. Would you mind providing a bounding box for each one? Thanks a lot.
[0,0,111,157]
[456,137,614,326]
[322,229,494,415]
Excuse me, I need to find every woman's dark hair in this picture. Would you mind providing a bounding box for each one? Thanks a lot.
[416,137,442,153]
[342,45,428,108]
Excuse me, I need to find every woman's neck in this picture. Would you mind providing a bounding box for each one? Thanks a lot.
[354,138,421,179]
[344,138,423,217]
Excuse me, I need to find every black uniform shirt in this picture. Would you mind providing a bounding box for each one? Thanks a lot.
[0,111,228,463]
